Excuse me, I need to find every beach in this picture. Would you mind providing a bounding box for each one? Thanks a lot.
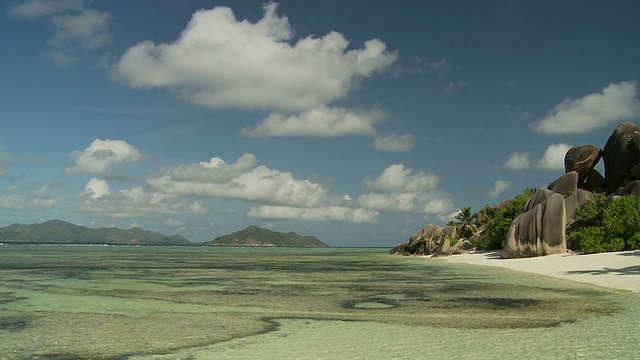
[440,250,640,293]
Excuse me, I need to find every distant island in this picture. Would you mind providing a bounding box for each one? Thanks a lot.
[205,225,328,247]
[0,220,191,245]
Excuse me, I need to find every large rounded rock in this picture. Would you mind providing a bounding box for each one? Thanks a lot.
[603,122,640,192]
[548,171,579,196]
[501,193,567,258]
[524,188,554,213]
[541,193,567,253]
[402,224,457,255]
[564,145,602,184]
[501,204,543,259]
[564,189,594,226]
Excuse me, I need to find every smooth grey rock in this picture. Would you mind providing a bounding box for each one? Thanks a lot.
[400,224,458,255]
[549,171,579,196]
[564,145,602,184]
[433,237,451,254]
[615,180,640,196]
[524,188,554,213]
[564,189,594,226]
[501,193,567,258]
[541,193,567,252]
[603,122,640,192]
[502,204,543,259]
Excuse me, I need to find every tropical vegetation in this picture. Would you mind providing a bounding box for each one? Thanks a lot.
[571,194,640,253]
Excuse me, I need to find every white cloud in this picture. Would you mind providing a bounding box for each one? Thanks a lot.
[0,195,23,210]
[489,180,513,198]
[31,185,62,208]
[77,178,205,218]
[358,164,452,215]
[9,0,109,66]
[8,0,85,19]
[443,80,471,94]
[503,152,531,170]
[49,9,110,50]
[537,143,571,171]
[531,81,640,134]
[241,106,385,137]
[366,164,440,193]
[67,139,142,174]
[147,153,327,207]
[112,3,397,112]
[247,205,379,223]
[358,191,453,214]
[503,144,571,172]
[373,134,418,152]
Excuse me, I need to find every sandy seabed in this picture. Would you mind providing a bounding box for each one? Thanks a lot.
[440,250,640,293]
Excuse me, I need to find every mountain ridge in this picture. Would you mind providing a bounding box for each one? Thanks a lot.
[205,225,328,247]
[0,219,191,245]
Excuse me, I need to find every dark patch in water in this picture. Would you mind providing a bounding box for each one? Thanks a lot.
[458,297,541,309]
[0,315,36,332]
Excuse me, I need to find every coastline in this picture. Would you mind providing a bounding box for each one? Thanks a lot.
[437,250,640,293]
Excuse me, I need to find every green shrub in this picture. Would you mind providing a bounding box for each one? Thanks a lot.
[474,188,534,250]
[573,194,640,253]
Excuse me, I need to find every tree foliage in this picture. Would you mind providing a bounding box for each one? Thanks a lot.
[572,194,640,253]
[473,188,535,250]
[450,207,479,238]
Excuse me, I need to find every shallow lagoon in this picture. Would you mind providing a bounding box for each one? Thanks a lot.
[0,245,638,359]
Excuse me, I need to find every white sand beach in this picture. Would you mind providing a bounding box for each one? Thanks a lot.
[440,250,640,293]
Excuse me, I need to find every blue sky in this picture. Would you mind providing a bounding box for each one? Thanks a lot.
[1,0,640,246]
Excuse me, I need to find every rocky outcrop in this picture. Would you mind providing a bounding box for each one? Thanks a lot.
[548,171,579,196]
[564,145,602,185]
[393,122,640,259]
[390,225,457,255]
[603,122,640,192]
[502,193,567,258]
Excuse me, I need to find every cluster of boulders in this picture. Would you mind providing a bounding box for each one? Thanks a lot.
[391,122,640,259]
[389,224,476,256]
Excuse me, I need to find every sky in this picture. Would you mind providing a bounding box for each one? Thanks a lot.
[1,0,640,246]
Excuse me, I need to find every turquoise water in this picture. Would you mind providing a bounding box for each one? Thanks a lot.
[0,245,638,359]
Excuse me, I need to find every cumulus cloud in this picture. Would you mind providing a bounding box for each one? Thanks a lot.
[247,205,379,223]
[9,0,110,66]
[372,134,418,152]
[66,139,142,174]
[147,153,327,207]
[489,180,513,198]
[503,152,531,170]
[31,184,62,208]
[77,178,205,218]
[49,9,110,50]
[358,191,453,214]
[241,106,385,137]
[0,184,61,210]
[365,164,440,193]
[531,81,640,134]
[112,3,397,112]
[358,163,452,215]
[537,143,571,171]
[503,144,571,172]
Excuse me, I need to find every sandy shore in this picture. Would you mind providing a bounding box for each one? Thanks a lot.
[439,250,640,293]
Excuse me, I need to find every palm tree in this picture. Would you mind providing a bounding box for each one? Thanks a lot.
[452,207,479,239]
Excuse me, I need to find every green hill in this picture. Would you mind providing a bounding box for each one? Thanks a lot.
[205,225,328,247]
[0,219,191,245]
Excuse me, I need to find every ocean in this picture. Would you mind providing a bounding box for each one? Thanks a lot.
[0,245,638,359]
